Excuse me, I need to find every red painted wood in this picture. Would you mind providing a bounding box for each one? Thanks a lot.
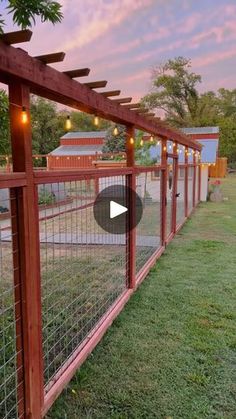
[60,138,104,145]
[125,126,136,288]
[189,133,219,140]
[8,82,44,419]
[171,144,178,234]
[198,164,201,202]
[0,41,201,151]
[184,148,188,218]
[193,154,196,208]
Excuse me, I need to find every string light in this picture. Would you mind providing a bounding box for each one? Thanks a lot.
[140,139,144,146]
[21,106,28,124]
[157,140,160,146]
[150,135,154,142]
[113,125,119,136]
[94,115,99,126]
[130,137,134,145]
[65,115,72,131]
[163,146,167,152]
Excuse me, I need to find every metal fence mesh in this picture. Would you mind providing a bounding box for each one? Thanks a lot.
[166,161,174,237]
[136,170,161,273]
[0,188,24,419]
[39,175,127,390]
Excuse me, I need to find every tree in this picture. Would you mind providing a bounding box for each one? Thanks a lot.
[102,124,126,154]
[141,57,201,127]
[0,0,63,33]
[0,90,10,155]
[30,96,64,155]
[71,111,110,132]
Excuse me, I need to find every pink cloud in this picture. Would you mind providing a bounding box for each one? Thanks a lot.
[193,46,236,68]
[60,0,154,52]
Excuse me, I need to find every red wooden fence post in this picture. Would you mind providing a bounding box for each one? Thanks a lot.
[8,82,44,419]
[172,142,178,234]
[126,125,136,288]
[161,139,167,246]
[184,147,188,217]
[193,152,196,208]
[198,155,202,203]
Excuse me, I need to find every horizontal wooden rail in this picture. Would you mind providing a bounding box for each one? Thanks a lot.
[0,172,27,188]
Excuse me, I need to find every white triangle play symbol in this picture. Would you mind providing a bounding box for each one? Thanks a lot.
[110,200,128,219]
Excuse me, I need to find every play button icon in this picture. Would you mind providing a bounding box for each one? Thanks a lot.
[110,201,128,219]
[93,184,143,234]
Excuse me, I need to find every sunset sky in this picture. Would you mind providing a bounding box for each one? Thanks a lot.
[1,0,236,110]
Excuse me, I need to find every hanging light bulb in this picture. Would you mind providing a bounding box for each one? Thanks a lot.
[140,139,144,146]
[94,115,99,126]
[65,115,72,131]
[157,140,160,146]
[150,135,154,142]
[130,137,134,145]
[163,145,167,152]
[113,125,119,136]
[21,106,28,124]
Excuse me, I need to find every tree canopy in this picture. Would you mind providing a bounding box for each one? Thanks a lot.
[0,0,63,33]
[142,57,236,164]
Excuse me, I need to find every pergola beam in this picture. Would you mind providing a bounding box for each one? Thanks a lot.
[84,80,107,89]
[64,68,90,78]
[101,90,121,97]
[111,97,132,104]
[0,41,201,150]
[34,52,65,64]
[0,29,33,45]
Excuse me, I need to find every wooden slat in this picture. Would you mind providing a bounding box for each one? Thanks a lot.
[34,52,65,64]
[111,97,132,104]
[0,30,32,45]
[145,113,156,117]
[64,68,90,78]
[84,80,107,89]
[136,108,149,114]
[101,90,121,97]
[122,103,141,109]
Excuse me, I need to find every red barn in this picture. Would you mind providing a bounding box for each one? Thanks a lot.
[47,131,107,169]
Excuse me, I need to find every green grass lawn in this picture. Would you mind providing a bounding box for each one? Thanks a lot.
[47,175,236,419]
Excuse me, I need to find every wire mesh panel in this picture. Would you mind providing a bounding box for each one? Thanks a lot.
[0,188,24,418]
[135,169,161,273]
[166,161,174,238]
[176,166,186,227]
[39,175,127,391]
[188,167,194,214]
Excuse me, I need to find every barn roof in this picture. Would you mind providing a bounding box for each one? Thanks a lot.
[181,127,219,135]
[61,131,107,140]
[49,145,103,156]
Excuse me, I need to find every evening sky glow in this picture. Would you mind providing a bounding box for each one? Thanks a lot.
[1,0,236,113]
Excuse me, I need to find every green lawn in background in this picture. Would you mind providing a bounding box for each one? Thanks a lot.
[48,175,236,419]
